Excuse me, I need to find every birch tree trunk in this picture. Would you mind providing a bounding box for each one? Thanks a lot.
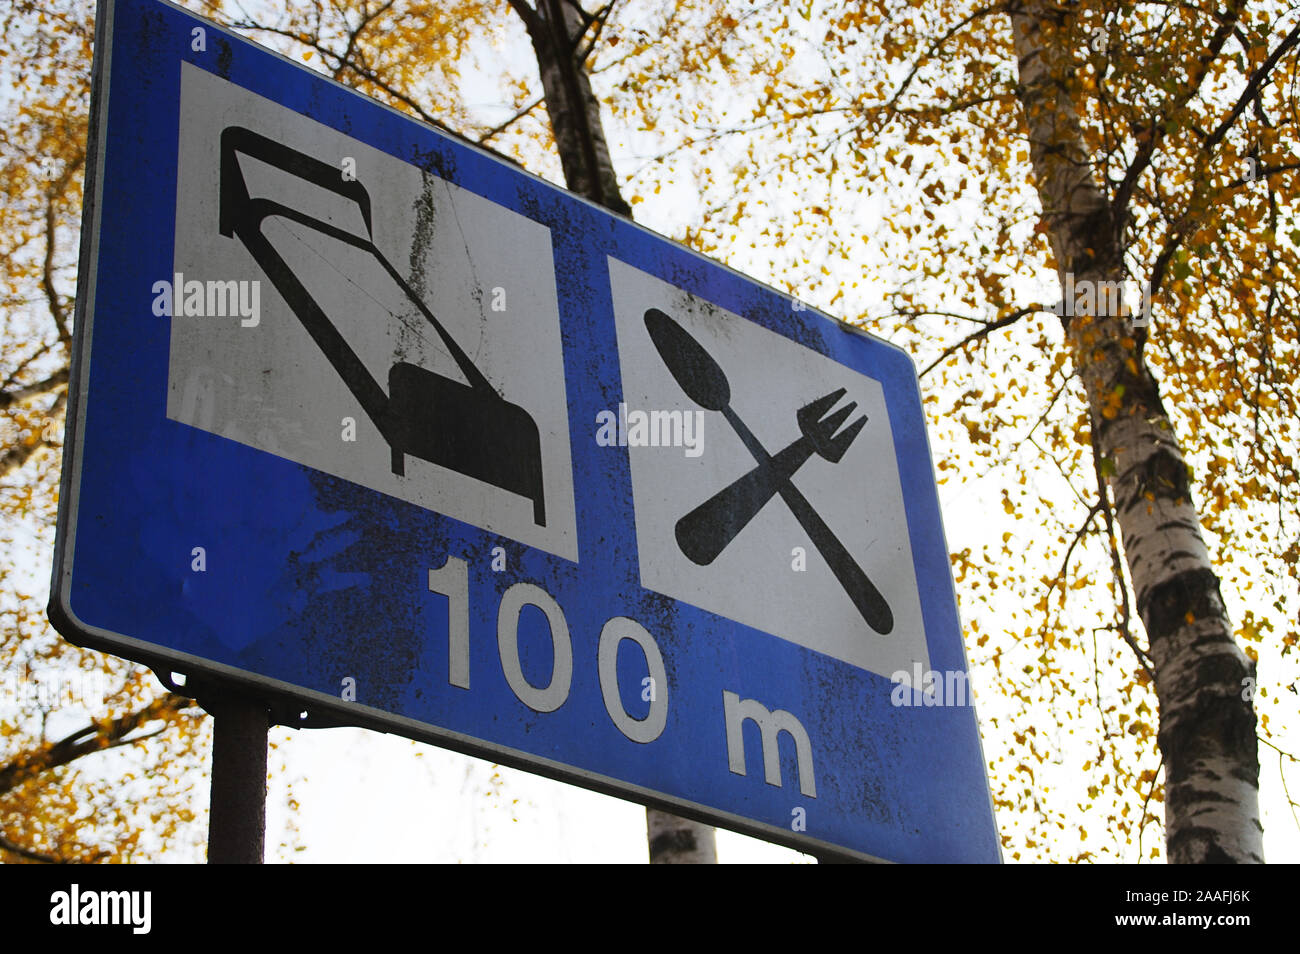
[509,0,630,217]
[1010,4,1262,863]
[506,0,717,865]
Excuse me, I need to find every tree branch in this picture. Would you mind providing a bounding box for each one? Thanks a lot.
[504,0,541,35]
[0,831,66,864]
[331,0,395,84]
[1115,1,1245,216]
[0,368,68,411]
[1203,21,1300,152]
[0,388,65,480]
[1057,498,1105,587]
[1225,159,1300,189]
[0,692,198,797]
[1146,230,1182,300]
[886,4,1005,110]
[920,305,1040,377]
[43,194,71,347]
[226,21,444,130]
[475,94,546,144]
[1,341,59,392]
[571,0,617,66]
[1135,756,1165,862]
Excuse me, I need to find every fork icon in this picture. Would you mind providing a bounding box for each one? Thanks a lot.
[676,388,866,564]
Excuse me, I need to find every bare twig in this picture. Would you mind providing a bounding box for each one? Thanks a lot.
[1204,21,1300,151]
[1136,757,1165,862]
[0,368,68,410]
[920,305,1040,378]
[43,196,71,347]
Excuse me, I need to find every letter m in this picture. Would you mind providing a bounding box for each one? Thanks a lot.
[101,891,130,924]
[206,280,239,317]
[1095,280,1123,317]
[722,690,816,797]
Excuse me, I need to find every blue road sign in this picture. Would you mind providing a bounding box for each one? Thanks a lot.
[52,0,1000,861]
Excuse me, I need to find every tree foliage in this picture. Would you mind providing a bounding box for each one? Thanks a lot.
[0,0,211,864]
[5,0,1295,862]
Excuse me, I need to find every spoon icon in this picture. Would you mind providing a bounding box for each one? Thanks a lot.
[644,308,894,635]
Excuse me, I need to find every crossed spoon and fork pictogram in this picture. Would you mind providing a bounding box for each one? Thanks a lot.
[644,308,894,636]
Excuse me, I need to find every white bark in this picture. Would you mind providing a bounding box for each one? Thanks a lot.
[1106,415,1213,592]
[646,811,718,864]
[1010,3,1261,863]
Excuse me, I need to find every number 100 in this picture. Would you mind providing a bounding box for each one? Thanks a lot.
[429,557,668,743]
